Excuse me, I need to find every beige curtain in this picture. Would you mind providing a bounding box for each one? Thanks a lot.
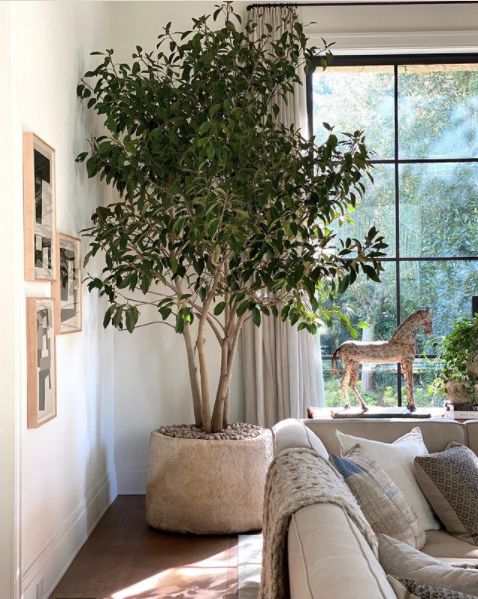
[240,6,325,428]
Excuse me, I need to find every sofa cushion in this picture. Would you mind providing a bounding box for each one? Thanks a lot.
[378,534,478,595]
[464,421,478,457]
[288,504,397,599]
[305,419,466,455]
[336,427,439,531]
[423,530,478,564]
[388,576,478,599]
[273,418,329,459]
[415,444,478,545]
[331,445,426,548]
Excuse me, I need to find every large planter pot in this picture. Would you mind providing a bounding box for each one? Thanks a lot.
[146,427,273,534]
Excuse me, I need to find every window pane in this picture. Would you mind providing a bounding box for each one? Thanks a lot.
[400,260,478,353]
[401,358,445,408]
[323,360,399,408]
[320,261,397,356]
[332,163,396,256]
[399,162,478,258]
[398,63,478,159]
[312,65,394,159]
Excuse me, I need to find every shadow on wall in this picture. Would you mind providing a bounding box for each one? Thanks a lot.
[84,444,111,537]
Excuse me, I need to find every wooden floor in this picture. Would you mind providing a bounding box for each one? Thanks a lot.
[50,495,240,599]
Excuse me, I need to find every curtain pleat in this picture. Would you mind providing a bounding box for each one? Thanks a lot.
[239,6,325,428]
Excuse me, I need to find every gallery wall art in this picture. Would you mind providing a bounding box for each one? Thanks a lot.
[26,297,57,428]
[23,133,56,281]
[54,233,82,334]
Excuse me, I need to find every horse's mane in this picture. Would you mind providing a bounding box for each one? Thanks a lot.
[390,309,428,340]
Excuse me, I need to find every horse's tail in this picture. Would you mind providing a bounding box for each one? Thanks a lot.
[331,347,341,377]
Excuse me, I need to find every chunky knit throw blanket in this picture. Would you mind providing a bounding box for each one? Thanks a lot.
[259,447,378,599]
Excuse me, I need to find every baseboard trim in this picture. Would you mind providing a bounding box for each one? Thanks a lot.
[116,467,148,494]
[22,469,117,598]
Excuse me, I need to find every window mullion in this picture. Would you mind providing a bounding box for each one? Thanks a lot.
[394,63,403,406]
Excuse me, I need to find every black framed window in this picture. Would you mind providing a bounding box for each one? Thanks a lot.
[307,55,478,407]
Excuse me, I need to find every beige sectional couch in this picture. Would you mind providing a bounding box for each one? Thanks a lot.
[272,418,478,599]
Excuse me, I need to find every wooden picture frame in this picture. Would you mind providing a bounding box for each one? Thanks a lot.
[54,233,82,334]
[27,298,57,428]
[23,133,56,281]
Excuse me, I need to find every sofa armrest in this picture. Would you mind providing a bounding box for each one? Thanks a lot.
[288,504,396,599]
[272,418,329,459]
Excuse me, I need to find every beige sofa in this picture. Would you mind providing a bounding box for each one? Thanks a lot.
[272,417,478,599]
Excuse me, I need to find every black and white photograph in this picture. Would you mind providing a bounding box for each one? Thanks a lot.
[23,133,56,281]
[26,297,56,428]
[54,233,82,334]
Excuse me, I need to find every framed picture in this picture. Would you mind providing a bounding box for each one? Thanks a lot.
[54,233,82,334]
[26,298,57,428]
[23,133,56,281]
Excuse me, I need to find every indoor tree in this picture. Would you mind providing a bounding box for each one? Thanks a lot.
[77,2,386,433]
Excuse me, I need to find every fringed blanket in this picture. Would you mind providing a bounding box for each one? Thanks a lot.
[259,447,378,599]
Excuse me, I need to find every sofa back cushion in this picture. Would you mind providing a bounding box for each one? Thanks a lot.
[305,419,466,456]
[464,421,478,457]
[378,534,478,596]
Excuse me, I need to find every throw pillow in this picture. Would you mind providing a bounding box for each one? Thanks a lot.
[387,575,422,599]
[414,444,478,545]
[336,427,439,531]
[378,534,478,596]
[331,445,426,548]
[391,577,478,599]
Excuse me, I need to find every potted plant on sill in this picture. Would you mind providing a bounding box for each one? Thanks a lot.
[77,2,386,533]
[434,314,478,405]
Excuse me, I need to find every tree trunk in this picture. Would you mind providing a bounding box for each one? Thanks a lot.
[211,342,229,433]
[182,324,202,428]
[210,313,247,432]
[197,331,211,432]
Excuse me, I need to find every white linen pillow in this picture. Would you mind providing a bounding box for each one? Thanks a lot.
[336,427,439,531]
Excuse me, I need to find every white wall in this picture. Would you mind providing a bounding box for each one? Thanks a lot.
[302,1,478,53]
[0,4,20,596]
[3,3,117,598]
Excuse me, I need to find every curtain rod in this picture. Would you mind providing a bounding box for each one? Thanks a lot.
[247,1,478,10]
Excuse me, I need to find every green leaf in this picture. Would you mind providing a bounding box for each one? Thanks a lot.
[103,308,112,328]
[252,309,261,327]
[76,152,88,163]
[213,301,225,316]
[126,307,139,333]
[362,264,381,282]
[236,301,249,317]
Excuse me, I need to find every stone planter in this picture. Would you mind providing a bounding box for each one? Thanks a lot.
[146,428,273,534]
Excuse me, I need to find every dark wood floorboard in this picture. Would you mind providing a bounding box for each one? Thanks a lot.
[50,495,239,599]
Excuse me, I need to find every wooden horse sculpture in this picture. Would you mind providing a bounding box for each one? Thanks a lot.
[331,308,432,412]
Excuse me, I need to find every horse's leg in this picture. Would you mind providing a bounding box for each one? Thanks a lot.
[340,361,352,409]
[402,359,416,412]
[350,363,368,412]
